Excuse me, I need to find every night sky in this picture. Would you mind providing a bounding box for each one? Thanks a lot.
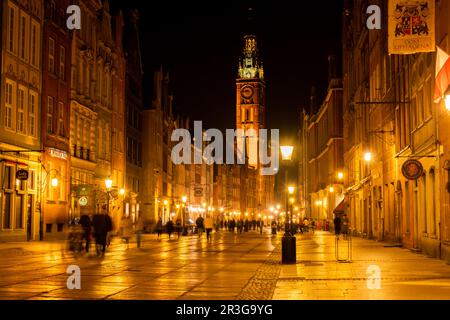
[111,0,343,144]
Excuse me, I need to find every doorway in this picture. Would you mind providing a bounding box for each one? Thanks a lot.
[27,195,33,241]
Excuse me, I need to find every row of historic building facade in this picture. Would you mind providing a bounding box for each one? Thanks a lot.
[298,0,450,261]
[0,0,274,241]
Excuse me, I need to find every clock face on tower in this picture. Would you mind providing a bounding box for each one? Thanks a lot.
[241,86,254,99]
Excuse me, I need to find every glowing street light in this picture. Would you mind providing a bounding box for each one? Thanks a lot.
[337,171,344,180]
[329,186,334,193]
[364,152,372,162]
[280,145,294,161]
[181,195,187,203]
[445,89,450,111]
[288,186,295,195]
[51,178,58,187]
[105,178,113,190]
[119,188,125,196]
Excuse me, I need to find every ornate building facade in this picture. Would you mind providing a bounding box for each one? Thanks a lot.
[41,0,71,238]
[0,0,44,241]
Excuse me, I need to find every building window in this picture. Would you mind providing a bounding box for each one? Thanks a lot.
[17,87,26,133]
[19,14,28,61]
[30,22,39,67]
[48,37,55,73]
[8,5,17,54]
[5,80,15,129]
[47,96,54,134]
[59,46,65,80]
[58,102,64,137]
[29,91,37,136]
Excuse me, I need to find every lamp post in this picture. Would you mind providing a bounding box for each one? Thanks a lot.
[280,145,296,264]
[181,195,188,235]
[105,178,113,216]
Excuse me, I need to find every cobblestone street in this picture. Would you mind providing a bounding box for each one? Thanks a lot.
[1,230,450,300]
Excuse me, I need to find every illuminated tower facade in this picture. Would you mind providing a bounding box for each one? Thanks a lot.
[235,34,271,218]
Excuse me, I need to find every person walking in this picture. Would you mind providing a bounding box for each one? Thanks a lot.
[334,214,342,239]
[341,214,349,240]
[79,213,92,253]
[204,215,214,241]
[166,219,174,239]
[135,214,144,248]
[303,218,310,233]
[155,218,163,239]
[196,215,204,239]
[120,215,133,249]
[237,219,243,234]
[175,217,182,239]
[92,206,113,257]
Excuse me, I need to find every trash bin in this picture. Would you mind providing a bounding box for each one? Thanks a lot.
[281,234,296,264]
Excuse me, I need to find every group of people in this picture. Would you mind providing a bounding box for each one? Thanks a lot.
[70,205,113,257]
[69,206,146,257]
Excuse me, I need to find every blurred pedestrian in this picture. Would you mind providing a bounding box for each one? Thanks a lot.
[92,206,113,257]
[342,214,349,240]
[175,217,182,239]
[196,215,204,239]
[135,214,144,248]
[120,215,133,248]
[155,218,163,239]
[166,219,174,239]
[237,219,243,234]
[204,215,214,241]
[79,213,91,253]
[334,214,341,239]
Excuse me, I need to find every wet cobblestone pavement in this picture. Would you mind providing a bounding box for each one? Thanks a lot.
[1,230,450,299]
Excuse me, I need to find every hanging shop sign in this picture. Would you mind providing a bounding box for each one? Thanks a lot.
[16,169,29,181]
[48,148,68,160]
[194,188,203,197]
[402,159,424,180]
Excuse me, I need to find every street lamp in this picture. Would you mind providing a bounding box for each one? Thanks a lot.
[445,88,450,111]
[364,152,372,162]
[337,171,344,180]
[181,195,188,235]
[280,144,296,264]
[51,178,58,187]
[119,188,125,196]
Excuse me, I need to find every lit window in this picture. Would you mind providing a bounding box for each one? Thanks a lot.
[17,87,26,133]
[47,96,54,134]
[5,81,15,129]
[58,102,64,136]
[48,38,55,73]
[59,46,65,80]
[29,92,37,136]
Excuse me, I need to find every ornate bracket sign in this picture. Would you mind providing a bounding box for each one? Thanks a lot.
[401,159,424,180]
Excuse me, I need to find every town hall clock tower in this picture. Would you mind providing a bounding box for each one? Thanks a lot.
[236,35,266,139]
[235,34,272,218]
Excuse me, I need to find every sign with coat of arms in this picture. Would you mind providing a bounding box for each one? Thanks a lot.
[388,0,435,55]
[401,159,424,180]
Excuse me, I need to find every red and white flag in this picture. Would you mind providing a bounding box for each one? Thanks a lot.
[434,46,450,103]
